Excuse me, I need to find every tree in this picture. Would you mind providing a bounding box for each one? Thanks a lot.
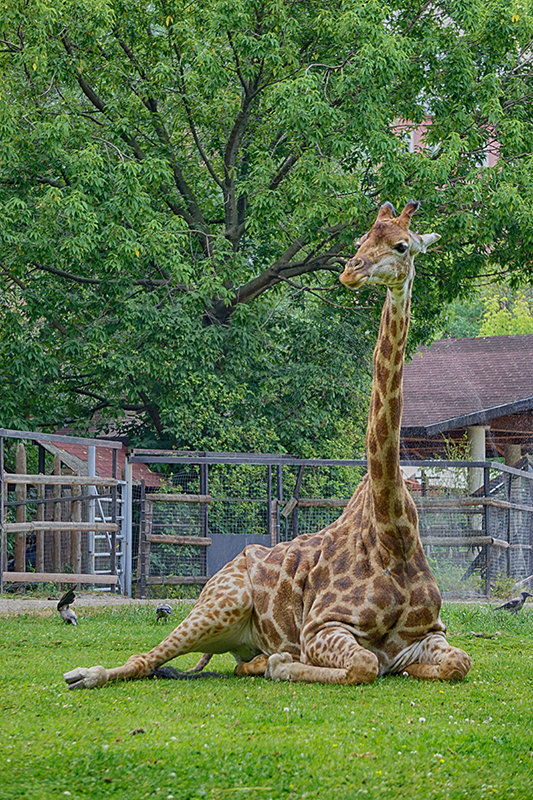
[0,0,531,454]
[438,282,533,338]
[479,284,533,336]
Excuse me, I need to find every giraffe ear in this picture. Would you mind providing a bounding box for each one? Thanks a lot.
[398,200,420,228]
[416,232,441,253]
[376,202,396,221]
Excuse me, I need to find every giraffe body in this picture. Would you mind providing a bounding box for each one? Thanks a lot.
[64,202,471,690]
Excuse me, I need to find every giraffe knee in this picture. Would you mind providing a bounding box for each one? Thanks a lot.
[345,651,379,685]
[438,648,472,682]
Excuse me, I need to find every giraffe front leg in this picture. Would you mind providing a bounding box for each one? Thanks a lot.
[63,551,255,689]
[266,627,379,685]
[64,652,159,689]
[403,635,471,682]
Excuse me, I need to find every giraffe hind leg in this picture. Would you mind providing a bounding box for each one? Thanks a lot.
[64,555,254,689]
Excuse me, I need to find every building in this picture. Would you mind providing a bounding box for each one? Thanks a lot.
[401,335,533,463]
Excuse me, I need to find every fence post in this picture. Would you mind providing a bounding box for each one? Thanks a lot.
[71,483,82,583]
[123,457,133,597]
[276,465,283,544]
[0,436,4,594]
[87,446,96,576]
[200,463,209,579]
[110,449,117,593]
[267,465,272,543]
[483,465,491,597]
[53,454,62,574]
[36,445,45,572]
[291,466,305,541]
[14,443,27,572]
[139,480,146,599]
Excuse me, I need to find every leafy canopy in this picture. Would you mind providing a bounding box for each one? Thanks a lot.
[0,0,531,453]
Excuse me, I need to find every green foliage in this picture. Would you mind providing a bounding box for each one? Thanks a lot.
[0,602,532,799]
[440,282,533,338]
[0,0,532,453]
[479,284,533,336]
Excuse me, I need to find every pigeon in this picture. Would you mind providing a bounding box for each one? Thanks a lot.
[57,589,78,625]
[495,591,533,613]
[156,603,173,622]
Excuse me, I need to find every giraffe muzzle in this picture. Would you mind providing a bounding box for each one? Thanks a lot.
[339,258,372,289]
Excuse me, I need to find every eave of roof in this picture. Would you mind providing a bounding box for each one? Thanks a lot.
[401,395,533,437]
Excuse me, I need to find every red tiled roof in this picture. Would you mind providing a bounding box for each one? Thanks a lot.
[43,442,164,486]
[402,335,533,432]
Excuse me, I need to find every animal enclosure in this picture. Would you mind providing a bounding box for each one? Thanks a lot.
[2,429,532,599]
[0,429,128,594]
[131,450,533,600]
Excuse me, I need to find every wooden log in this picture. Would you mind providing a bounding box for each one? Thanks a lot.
[2,571,118,585]
[295,498,349,508]
[5,474,119,486]
[145,534,212,546]
[421,535,509,549]
[14,443,26,571]
[145,493,213,503]
[4,522,118,532]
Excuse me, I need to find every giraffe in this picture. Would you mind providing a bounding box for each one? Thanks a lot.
[64,201,471,690]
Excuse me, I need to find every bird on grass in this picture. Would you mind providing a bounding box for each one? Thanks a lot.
[57,589,78,625]
[495,591,533,613]
[156,603,173,622]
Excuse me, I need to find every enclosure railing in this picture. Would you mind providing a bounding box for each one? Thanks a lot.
[130,450,533,599]
[0,428,127,593]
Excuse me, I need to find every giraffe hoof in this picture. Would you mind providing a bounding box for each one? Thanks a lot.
[265,652,293,680]
[63,665,107,690]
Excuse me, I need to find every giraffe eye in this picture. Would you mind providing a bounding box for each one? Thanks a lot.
[394,242,409,253]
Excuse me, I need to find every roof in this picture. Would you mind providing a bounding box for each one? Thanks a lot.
[402,335,533,436]
[41,442,164,486]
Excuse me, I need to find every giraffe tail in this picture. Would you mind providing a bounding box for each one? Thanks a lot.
[150,665,227,680]
[151,652,227,680]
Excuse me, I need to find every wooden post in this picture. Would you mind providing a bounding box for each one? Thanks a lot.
[36,483,45,572]
[35,443,45,573]
[14,443,27,572]
[53,454,62,573]
[71,483,82,580]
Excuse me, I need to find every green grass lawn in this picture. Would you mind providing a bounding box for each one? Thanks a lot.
[1,602,531,800]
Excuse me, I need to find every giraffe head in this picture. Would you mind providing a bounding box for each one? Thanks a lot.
[339,201,440,290]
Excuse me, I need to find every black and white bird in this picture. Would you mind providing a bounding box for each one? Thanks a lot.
[156,603,173,622]
[57,589,78,625]
[495,591,533,613]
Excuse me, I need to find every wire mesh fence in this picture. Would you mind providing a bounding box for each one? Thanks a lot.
[131,452,533,600]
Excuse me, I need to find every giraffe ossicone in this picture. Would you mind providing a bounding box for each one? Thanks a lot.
[63,202,471,690]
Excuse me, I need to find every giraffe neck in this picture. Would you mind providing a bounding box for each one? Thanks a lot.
[365,279,412,514]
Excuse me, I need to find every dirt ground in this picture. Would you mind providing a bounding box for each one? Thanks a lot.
[0,593,188,617]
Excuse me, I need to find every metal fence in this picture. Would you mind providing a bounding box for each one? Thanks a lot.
[131,450,533,599]
[2,432,531,599]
